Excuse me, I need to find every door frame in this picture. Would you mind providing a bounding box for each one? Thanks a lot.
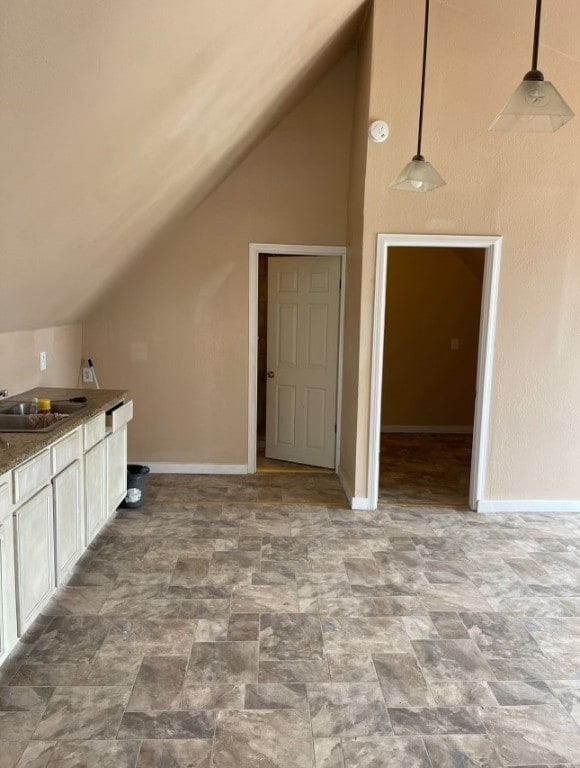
[368,234,502,511]
[248,243,346,474]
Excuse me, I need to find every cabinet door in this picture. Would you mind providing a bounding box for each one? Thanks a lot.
[84,440,107,545]
[0,511,18,662]
[107,424,127,517]
[53,460,83,585]
[13,486,55,634]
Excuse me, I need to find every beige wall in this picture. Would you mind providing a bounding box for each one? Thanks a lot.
[0,325,82,395]
[351,0,580,501]
[340,11,373,495]
[82,53,356,464]
[381,247,484,428]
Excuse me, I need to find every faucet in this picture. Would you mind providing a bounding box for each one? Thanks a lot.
[0,390,7,398]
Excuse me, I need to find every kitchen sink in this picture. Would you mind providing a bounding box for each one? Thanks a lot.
[0,400,88,432]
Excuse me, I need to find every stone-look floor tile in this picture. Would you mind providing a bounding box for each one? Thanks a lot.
[80,644,143,686]
[136,739,213,768]
[102,618,197,656]
[100,595,182,618]
[244,683,308,711]
[179,599,230,618]
[373,653,433,707]
[548,681,580,727]
[180,684,245,710]
[46,740,141,767]
[308,683,391,738]
[488,680,555,706]
[259,659,330,683]
[487,654,565,681]
[412,639,496,681]
[423,734,503,768]
[0,687,54,742]
[421,585,493,613]
[341,736,432,768]
[481,705,580,765]
[428,681,497,708]
[313,738,344,768]
[321,617,412,654]
[42,587,109,616]
[212,709,314,768]
[388,707,486,736]
[12,739,55,767]
[0,743,24,767]
[403,615,439,640]
[429,612,470,639]
[33,686,130,740]
[227,614,259,641]
[194,618,228,642]
[260,614,323,661]
[8,665,86,688]
[127,656,188,711]
[372,597,423,616]
[326,652,377,683]
[316,598,376,617]
[185,642,258,684]
[25,617,112,664]
[118,710,215,740]
[230,585,299,613]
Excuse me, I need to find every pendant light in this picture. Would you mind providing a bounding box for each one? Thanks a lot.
[391,0,445,192]
[489,0,574,132]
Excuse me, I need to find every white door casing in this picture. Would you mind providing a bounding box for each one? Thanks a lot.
[265,256,341,468]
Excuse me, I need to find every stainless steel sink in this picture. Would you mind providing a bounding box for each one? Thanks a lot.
[0,400,88,432]
[0,401,87,416]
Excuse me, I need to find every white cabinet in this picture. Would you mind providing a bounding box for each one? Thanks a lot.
[53,459,83,585]
[13,485,55,634]
[84,439,107,545]
[107,425,127,516]
[0,475,17,665]
[105,399,132,516]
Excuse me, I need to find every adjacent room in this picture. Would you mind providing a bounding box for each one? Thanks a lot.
[1,1,579,766]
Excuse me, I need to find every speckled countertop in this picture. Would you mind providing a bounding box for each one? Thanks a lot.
[0,388,128,476]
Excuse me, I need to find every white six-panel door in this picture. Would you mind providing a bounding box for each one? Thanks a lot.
[265,256,341,468]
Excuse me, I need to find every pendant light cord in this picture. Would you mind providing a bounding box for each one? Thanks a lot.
[531,0,542,70]
[416,0,430,157]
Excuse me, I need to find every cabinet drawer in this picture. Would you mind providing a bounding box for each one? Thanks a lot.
[83,412,106,451]
[13,450,51,505]
[106,400,133,433]
[51,427,81,475]
[0,476,11,519]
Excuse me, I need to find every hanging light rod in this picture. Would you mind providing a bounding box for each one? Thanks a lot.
[391,0,445,192]
[489,0,574,132]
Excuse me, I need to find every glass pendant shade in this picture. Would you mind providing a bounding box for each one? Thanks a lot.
[490,75,574,132]
[390,154,446,192]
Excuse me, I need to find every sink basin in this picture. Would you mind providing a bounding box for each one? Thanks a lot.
[0,400,88,432]
[0,401,87,416]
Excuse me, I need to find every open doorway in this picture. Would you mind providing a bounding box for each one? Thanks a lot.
[370,235,501,510]
[380,246,485,506]
[248,244,346,475]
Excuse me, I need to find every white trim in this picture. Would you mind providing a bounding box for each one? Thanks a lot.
[135,462,248,475]
[381,425,473,434]
[368,234,502,512]
[248,243,346,474]
[477,499,580,514]
[337,466,371,511]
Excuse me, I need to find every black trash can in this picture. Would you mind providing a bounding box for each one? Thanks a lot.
[122,464,150,508]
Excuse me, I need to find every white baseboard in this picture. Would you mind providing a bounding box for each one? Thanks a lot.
[133,462,248,475]
[477,499,580,514]
[381,425,473,434]
[337,466,373,511]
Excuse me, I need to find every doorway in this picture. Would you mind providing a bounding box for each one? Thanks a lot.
[248,244,346,474]
[368,235,502,511]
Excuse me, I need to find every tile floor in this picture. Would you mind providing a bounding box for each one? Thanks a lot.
[0,461,579,767]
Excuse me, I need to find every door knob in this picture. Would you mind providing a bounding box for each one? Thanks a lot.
[267,371,275,378]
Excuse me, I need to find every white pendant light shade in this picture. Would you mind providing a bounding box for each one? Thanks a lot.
[490,0,574,133]
[489,77,574,132]
[390,154,446,192]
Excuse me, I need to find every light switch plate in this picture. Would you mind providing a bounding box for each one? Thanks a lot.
[39,351,47,371]
[82,367,93,383]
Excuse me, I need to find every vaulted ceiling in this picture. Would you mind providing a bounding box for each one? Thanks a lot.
[0,0,367,332]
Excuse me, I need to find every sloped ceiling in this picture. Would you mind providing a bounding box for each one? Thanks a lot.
[0,0,367,332]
